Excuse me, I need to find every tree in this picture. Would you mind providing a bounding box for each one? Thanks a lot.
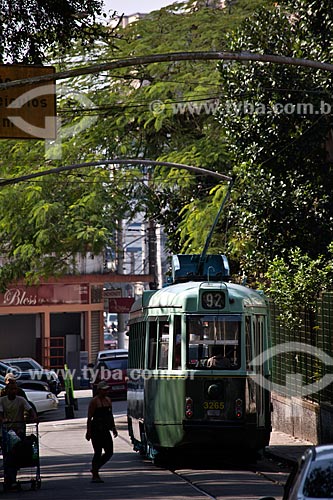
[210,4,333,277]
[0,0,109,64]
[0,155,137,288]
[57,0,273,252]
[265,247,333,331]
[0,0,272,286]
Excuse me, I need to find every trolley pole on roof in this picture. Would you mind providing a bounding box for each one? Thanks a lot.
[197,177,233,276]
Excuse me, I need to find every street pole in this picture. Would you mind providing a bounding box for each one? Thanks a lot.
[116,222,126,349]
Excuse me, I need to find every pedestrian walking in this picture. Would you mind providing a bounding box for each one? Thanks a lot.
[85,380,118,483]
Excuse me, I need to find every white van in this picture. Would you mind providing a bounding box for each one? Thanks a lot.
[104,313,118,331]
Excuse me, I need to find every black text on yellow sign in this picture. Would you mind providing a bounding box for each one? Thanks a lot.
[0,65,56,140]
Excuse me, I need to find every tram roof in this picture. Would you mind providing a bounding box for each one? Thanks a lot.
[130,281,266,316]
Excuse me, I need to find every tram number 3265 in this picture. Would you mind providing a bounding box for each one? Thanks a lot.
[203,401,225,410]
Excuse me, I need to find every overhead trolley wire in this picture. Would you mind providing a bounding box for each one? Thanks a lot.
[0,159,232,188]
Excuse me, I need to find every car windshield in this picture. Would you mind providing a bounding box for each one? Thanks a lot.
[0,362,19,377]
[8,361,37,371]
[303,459,333,498]
[186,314,241,369]
[102,359,128,370]
[104,334,115,341]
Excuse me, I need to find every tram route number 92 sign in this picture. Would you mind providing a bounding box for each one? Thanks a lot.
[0,64,56,139]
[201,291,225,309]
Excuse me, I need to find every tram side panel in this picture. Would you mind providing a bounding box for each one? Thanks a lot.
[144,376,185,449]
[127,372,145,450]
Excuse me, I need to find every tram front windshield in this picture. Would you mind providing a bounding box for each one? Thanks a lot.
[187,315,241,369]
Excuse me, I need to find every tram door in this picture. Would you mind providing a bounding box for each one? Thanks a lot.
[253,315,266,427]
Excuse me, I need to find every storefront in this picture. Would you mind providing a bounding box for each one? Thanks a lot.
[0,275,105,371]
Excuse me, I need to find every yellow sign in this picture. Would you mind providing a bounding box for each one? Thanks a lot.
[0,64,56,139]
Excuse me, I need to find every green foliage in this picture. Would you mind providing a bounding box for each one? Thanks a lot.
[0,144,137,287]
[178,184,230,253]
[101,0,273,249]
[280,0,333,60]
[0,0,110,64]
[265,248,333,330]
[215,4,333,277]
[44,0,254,253]
[0,0,275,285]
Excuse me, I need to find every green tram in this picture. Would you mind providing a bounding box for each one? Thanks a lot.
[127,254,272,461]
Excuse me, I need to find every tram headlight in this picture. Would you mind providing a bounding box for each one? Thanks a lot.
[185,397,193,418]
[235,398,243,419]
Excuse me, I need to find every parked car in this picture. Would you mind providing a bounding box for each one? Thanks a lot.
[0,382,59,414]
[1,357,62,395]
[103,332,118,349]
[91,350,128,398]
[96,348,128,362]
[260,444,333,500]
[0,360,49,392]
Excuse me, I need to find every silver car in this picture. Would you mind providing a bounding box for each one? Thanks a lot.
[24,388,59,414]
[96,348,128,362]
[261,445,333,500]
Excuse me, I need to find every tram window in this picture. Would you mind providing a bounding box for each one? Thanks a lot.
[245,317,252,369]
[148,322,157,369]
[186,315,241,369]
[172,316,182,370]
[158,322,169,369]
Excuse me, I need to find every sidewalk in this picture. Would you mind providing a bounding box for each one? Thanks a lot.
[265,429,314,466]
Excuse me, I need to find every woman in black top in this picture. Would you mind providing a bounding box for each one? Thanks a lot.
[85,381,118,483]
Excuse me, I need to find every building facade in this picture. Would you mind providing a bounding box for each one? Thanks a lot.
[0,275,104,382]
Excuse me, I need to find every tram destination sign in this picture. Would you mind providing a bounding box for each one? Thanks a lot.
[201,291,225,309]
[0,64,56,139]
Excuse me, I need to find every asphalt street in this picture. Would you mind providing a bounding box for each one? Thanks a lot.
[5,390,211,499]
[0,390,312,499]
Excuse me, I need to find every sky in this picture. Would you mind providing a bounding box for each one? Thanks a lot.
[102,0,179,16]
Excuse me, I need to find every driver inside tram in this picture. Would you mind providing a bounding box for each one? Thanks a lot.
[207,346,233,369]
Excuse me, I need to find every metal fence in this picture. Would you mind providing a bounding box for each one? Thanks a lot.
[270,292,333,404]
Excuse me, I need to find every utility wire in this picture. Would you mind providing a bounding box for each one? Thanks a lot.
[2,51,333,91]
[0,159,232,188]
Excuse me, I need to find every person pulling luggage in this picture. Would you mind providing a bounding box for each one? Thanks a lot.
[0,379,37,490]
